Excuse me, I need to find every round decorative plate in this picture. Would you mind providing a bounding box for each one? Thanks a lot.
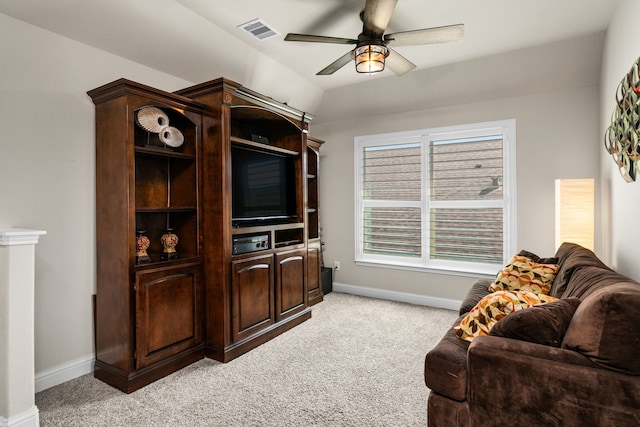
[136,107,169,133]
[159,126,184,147]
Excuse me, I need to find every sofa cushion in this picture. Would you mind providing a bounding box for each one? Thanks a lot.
[489,255,558,295]
[551,242,611,298]
[454,290,558,342]
[427,392,470,426]
[489,297,581,346]
[425,315,471,402]
[562,282,640,375]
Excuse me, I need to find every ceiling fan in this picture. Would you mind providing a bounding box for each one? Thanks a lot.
[284,0,464,76]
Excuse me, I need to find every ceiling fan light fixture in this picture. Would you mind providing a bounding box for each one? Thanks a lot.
[354,44,389,74]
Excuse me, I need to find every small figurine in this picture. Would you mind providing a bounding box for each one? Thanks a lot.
[161,228,178,260]
[136,231,151,264]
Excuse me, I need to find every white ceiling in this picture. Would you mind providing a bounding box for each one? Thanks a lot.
[0,0,622,92]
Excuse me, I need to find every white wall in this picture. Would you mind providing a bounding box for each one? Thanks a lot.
[0,14,202,388]
[0,8,613,390]
[0,9,327,389]
[312,36,603,302]
[599,0,640,278]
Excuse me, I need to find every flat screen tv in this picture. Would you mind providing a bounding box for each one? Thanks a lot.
[231,145,297,226]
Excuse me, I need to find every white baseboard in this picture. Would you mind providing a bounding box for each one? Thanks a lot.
[0,407,39,427]
[35,355,94,393]
[30,286,458,393]
[332,282,461,311]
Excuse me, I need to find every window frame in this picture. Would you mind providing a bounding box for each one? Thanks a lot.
[354,119,517,276]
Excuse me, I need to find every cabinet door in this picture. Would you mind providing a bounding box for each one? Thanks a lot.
[135,264,203,369]
[275,248,307,321]
[231,254,275,342]
[307,242,322,305]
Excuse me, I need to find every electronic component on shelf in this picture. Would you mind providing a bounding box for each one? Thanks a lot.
[232,233,270,255]
[250,134,269,145]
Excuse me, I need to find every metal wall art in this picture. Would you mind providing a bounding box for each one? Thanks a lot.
[604,57,640,182]
[136,106,184,148]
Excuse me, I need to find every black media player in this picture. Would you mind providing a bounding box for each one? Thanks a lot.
[232,233,270,255]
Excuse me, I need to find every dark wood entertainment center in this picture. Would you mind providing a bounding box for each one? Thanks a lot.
[88,78,324,392]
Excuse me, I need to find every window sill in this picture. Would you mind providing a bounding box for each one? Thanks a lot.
[354,259,497,280]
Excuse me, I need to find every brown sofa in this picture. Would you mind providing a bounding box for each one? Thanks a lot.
[424,242,640,426]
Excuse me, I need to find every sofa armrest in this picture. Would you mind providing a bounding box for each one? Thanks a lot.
[467,336,640,426]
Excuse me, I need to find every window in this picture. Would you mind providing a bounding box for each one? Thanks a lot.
[355,120,516,275]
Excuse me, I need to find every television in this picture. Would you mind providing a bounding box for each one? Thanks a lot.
[231,145,297,226]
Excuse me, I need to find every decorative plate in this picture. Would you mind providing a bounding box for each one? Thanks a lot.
[159,126,184,147]
[136,107,169,133]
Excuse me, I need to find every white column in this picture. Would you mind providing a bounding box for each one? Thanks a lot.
[0,228,46,427]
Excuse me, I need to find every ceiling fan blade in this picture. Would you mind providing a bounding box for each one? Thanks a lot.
[385,48,416,76]
[317,51,354,75]
[384,24,464,47]
[284,33,358,45]
[303,1,363,34]
[362,0,398,37]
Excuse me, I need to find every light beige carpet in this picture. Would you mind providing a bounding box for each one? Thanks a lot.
[36,292,458,426]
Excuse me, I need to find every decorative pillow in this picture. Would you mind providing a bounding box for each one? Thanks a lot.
[454,290,558,342]
[489,297,581,346]
[562,283,640,375]
[489,255,559,295]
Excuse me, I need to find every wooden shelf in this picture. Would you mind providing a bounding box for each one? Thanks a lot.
[231,222,304,235]
[89,78,205,393]
[135,255,200,269]
[136,207,197,213]
[306,137,324,306]
[91,77,319,387]
[230,136,299,156]
[174,78,313,363]
[135,146,196,160]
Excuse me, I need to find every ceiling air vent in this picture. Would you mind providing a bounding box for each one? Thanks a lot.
[238,18,280,41]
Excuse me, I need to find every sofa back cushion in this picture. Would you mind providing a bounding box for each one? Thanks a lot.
[551,242,611,298]
[557,265,633,299]
[459,279,493,316]
[562,282,640,375]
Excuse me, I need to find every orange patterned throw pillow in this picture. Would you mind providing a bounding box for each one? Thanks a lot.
[454,290,558,342]
[489,255,558,295]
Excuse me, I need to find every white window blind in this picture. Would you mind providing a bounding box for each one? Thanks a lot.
[362,143,422,258]
[429,136,504,265]
[355,121,516,275]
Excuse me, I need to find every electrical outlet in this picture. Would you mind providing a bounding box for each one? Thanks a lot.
[334,261,341,271]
